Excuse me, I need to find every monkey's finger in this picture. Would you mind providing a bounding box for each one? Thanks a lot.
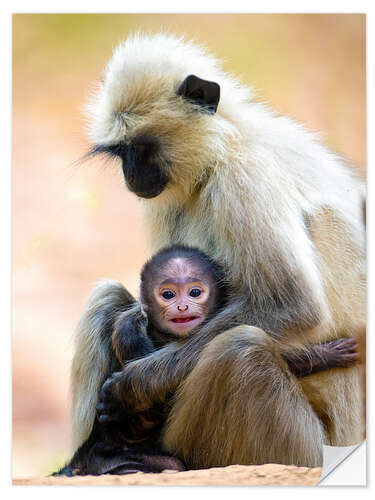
[101,371,123,388]
[339,353,361,366]
[98,413,119,424]
[346,338,358,345]
[336,338,358,348]
[101,378,115,393]
[96,401,119,417]
[98,394,114,409]
[96,401,109,413]
[96,406,118,423]
[344,352,360,360]
[336,347,359,356]
[98,378,120,402]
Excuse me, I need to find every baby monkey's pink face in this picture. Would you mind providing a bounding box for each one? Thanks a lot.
[153,258,212,337]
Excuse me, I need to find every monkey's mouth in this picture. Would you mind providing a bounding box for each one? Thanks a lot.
[170,316,200,324]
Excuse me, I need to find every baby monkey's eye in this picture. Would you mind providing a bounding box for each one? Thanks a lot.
[162,291,175,300]
[189,289,202,298]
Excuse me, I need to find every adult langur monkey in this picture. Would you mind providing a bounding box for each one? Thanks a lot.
[71,33,365,469]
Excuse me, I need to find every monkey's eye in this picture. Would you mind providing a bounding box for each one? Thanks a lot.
[189,289,202,298]
[162,291,175,300]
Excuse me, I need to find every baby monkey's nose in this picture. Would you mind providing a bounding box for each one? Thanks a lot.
[177,305,188,312]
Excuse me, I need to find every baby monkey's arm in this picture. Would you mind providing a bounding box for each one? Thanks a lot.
[99,332,359,424]
[284,338,359,378]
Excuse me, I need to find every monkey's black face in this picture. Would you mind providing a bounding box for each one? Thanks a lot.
[91,136,170,199]
[123,137,170,198]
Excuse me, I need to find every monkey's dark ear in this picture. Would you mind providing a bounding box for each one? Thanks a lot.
[177,74,220,114]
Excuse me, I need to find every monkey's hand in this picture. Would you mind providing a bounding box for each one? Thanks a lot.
[96,371,126,424]
[320,338,360,367]
[96,362,156,423]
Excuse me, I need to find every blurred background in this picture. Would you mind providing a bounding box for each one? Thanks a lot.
[12,13,366,478]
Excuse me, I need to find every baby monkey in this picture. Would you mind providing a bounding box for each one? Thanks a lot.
[94,246,228,448]
[58,246,359,476]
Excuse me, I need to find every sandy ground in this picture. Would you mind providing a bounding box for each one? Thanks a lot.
[13,464,322,486]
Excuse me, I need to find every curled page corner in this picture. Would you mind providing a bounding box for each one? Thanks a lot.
[319,441,366,485]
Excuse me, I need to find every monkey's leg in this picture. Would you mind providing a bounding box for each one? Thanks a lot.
[162,325,325,469]
[56,419,185,476]
[71,280,139,452]
[298,362,365,446]
[55,416,186,476]
[54,418,108,476]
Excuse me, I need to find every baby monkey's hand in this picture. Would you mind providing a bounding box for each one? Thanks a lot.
[96,371,125,424]
[96,363,155,425]
[285,337,360,378]
[322,338,360,367]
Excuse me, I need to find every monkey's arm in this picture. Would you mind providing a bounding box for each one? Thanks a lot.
[284,338,359,378]
[96,300,243,421]
[71,280,137,451]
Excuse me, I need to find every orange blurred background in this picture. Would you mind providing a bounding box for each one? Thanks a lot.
[12,14,366,478]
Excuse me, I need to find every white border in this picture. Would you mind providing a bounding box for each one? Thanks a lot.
[4,1,373,497]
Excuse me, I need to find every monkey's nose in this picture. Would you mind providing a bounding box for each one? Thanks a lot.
[177,305,188,312]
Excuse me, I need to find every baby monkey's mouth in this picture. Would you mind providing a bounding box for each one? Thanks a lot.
[170,316,200,324]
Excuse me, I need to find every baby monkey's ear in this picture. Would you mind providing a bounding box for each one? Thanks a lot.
[177,74,220,114]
